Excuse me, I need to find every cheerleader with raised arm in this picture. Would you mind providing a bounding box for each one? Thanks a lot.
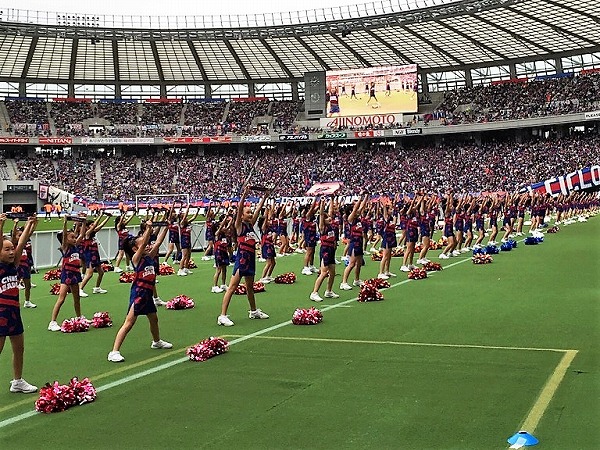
[12,218,38,309]
[259,203,277,284]
[113,212,134,273]
[461,196,476,252]
[276,203,292,257]
[339,194,369,290]
[377,198,397,279]
[163,206,182,265]
[301,198,319,276]
[310,197,340,302]
[79,212,111,297]
[400,195,420,271]
[201,203,216,261]
[177,204,199,277]
[417,194,436,265]
[486,195,500,246]
[439,191,456,260]
[211,215,232,294]
[217,187,271,327]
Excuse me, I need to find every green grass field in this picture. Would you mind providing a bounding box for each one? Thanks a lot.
[0,218,598,449]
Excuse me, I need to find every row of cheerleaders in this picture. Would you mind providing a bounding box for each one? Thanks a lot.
[0,189,598,395]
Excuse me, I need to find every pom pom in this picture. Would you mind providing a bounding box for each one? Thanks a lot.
[485,245,499,254]
[500,242,513,251]
[159,263,175,276]
[43,269,61,281]
[90,311,112,328]
[509,239,518,248]
[50,283,61,295]
[357,284,384,302]
[472,247,485,255]
[428,241,441,250]
[253,282,266,293]
[35,378,96,413]
[119,272,135,283]
[524,237,538,245]
[391,247,405,258]
[235,282,266,295]
[187,337,229,362]
[371,251,383,261]
[165,295,195,310]
[364,278,390,289]
[274,272,296,284]
[188,259,197,269]
[60,317,91,333]
[69,377,97,405]
[100,262,114,272]
[423,262,443,271]
[547,226,559,233]
[472,254,493,264]
[292,307,323,325]
[407,267,428,279]
[234,284,247,295]
[414,244,423,253]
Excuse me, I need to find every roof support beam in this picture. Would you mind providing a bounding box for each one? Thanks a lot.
[402,26,465,66]
[330,33,370,67]
[438,20,509,60]
[474,15,553,54]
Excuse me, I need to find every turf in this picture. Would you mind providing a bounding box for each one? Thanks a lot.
[0,217,598,449]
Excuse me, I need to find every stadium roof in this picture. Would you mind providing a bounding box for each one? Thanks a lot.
[0,0,598,85]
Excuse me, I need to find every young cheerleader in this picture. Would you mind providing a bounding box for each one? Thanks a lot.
[163,206,181,265]
[12,219,38,308]
[400,195,420,271]
[310,197,340,302]
[259,203,277,284]
[177,205,199,277]
[113,212,134,273]
[211,215,232,293]
[48,216,87,331]
[217,186,271,327]
[107,220,171,363]
[0,214,38,393]
[339,193,369,290]
[79,212,111,297]
[439,191,456,260]
[377,198,397,279]
[201,203,216,261]
[417,194,437,264]
[301,199,319,275]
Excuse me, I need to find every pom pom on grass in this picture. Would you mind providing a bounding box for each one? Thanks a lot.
[472,254,493,264]
[119,272,135,283]
[423,262,443,272]
[159,264,175,276]
[90,311,112,328]
[407,267,428,280]
[357,284,384,302]
[274,272,296,284]
[60,317,91,333]
[50,283,61,295]
[187,337,229,362]
[165,295,195,310]
[292,307,323,325]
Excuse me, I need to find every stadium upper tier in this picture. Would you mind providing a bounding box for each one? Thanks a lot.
[0,0,598,87]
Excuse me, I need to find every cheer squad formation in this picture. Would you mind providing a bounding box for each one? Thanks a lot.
[0,188,598,394]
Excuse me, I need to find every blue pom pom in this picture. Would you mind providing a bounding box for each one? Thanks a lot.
[501,243,512,251]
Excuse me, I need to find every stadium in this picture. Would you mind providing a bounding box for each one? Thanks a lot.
[0,0,599,448]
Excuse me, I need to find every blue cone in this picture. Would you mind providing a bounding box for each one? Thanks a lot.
[507,431,539,447]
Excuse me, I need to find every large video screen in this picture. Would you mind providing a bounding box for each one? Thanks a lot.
[325,64,418,117]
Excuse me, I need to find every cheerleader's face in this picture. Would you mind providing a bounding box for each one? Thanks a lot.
[242,207,253,222]
[0,239,16,264]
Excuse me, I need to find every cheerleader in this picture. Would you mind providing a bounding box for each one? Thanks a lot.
[177,205,199,277]
[79,212,111,297]
[452,196,467,255]
[259,203,277,284]
[12,219,38,309]
[211,215,232,293]
[48,216,87,331]
[472,196,487,249]
[340,194,369,290]
[0,214,38,393]
[417,194,436,265]
[487,195,500,246]
[377,199,397,279]
[107,221,171,363]
[217,187,271,327]
[514,194,527,236]
[400,195,420,271]
[462,196,476,252]
[113,212,134,273]
[310,197,340,302]
[163,206,182,265]
[301,199,319,276]
[439,192,456,260]
[276,203,292,256]
[201,203,216,261]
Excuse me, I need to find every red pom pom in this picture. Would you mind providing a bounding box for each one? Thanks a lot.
[50,283,61,295]
[43,269,61,281]
[357,284,384,302]
[187,337,229,362]
[423,262,443,272]
[166,295,195,310]
[391,248,405,258]
[407,268,428,279]
[188,259,197,269]
[472,254,493,264]
[364,278,390,289]
[119,272,135,283]
[274,272,297,284]
[234,284,247,295]
[253,282,266,293]
[159,263,175,276]
[69,377,97,405]
[292,307,323,325]
[91,311,113,328]
[100,262,114,272]
[60,317,91,333]
[35,378,96,413]
[371,251,383,261]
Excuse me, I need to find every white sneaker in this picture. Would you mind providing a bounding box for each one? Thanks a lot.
[211,286,224,293]
[9,378,38,393]
[259,277,271,284]
[310,266,319,273]
[125,265,133,271]
[220,284,228,291]
[400,265,410,272]
[340,282,352,290]
[408,265,416,270]
[24,301,37,308]
[249,309,269,319]
[177,269,188,276]
[79,290,89,298]
[151,339,173,349]
[416,258,427,265]
[217,315,234,326]
[184,268,193,274]
[30,283,37,288]
[48,321,61,332]
[93,287,107,294]
[341,256,349,262]
[451,250,461,257]
[334,258,341,264]
[352,280,364,287]
[439,253,450,260]
[460,247,470,253]
[153,297,167,307]
[377,273,389,280]
[17,283,25,290]
[310,292,323,302]
[386,272,397,278]
[107,351,125,362]
[201,256,211,261]
[301,267,312,275]
[114,267,123,273]
[258,257,267,263]
[324,290,340,298]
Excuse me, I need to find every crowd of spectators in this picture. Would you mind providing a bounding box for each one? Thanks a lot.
[11,132,598,200]
[271,100,302,133]
[5,100,50,136]
[223,100,270,134]
[97,103,139,125]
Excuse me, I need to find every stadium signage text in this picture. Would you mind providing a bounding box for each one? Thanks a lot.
[320,113,403,129]
[80,137,155,145]
[392,128,423,136]
[163,136,232,144]
[39,137,73,145]
[0,137,29,144]
[524,165,600,196]
[584,110,600,120]
[317,132,347,140]
[279,134,309,141]
[353,130,385,138]
[240,135,272,142]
